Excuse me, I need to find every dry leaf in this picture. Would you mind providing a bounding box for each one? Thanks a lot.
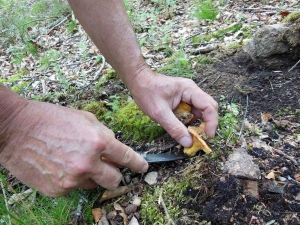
[99,186,132,203]
[184,123,212,156]
[173,101,194,124]
[114,203,128,225]
[261,113,272,124]
[92,208,103,223]
[265,171,276,180]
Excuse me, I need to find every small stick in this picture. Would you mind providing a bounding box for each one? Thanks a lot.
[0,180,12,225]
[158,189,175,225]
[239,95,249,139]
[288,59,300,72]
[273,148,298,165]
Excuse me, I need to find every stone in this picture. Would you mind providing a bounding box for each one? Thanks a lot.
[243,23,300,69]
[144,171,158,185]
[243,180,260,200]
[223,148,261,180]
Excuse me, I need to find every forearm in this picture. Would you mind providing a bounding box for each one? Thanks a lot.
[68,0,147,90]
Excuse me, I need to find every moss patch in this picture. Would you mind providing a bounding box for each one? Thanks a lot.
[113,101,165,142]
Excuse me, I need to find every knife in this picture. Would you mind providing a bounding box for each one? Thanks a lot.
[136,152,189,163]
[102,152,188,166]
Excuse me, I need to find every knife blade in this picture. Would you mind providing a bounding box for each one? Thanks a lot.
[136,152,189,163]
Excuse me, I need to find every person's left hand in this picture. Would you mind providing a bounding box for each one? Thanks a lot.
[128,68,219,147]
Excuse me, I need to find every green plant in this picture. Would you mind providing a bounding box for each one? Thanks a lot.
[218,102,240,143]
[0,0,70,46]
[105,95,121,120]
[157,50,194,78]
[0,187,88,225]
[194,0,219,21]
[38,49,61,71]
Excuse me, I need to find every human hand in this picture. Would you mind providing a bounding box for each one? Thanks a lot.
[128,68,218,147]
[0,100,148,197]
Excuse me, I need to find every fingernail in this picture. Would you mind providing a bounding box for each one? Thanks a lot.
[141,164,148,173]
[179,136,192,147]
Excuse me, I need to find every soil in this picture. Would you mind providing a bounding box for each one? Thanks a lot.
[93,50,300,225]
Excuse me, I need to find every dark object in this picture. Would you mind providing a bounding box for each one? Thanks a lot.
[136,152,188,163]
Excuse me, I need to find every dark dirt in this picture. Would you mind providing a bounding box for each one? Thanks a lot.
[172,50,300,225]
[86,49,300,225]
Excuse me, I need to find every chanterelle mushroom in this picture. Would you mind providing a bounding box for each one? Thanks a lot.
[173,101,194,125]
[184,123,212,156]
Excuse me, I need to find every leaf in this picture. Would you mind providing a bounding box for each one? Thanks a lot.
[99,186,132,203]
[92,208,103,223]
[265,171,275,180]
[114,203,128,225]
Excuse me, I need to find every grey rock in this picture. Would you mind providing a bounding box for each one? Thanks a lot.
[243,23,300,69]
[144,171,158,185]
[223,148,261,180]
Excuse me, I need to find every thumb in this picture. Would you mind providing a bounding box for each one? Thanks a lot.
[156,110,193,148]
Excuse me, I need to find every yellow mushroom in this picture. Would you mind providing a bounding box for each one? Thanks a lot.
[173,101,194,125]
[184,123,212,156]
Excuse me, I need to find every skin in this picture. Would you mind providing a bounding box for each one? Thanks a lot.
[0,0,218,197]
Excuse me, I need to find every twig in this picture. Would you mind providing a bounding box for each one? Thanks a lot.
[288,59,300,72]
[273,148,298,166]
[239,95,249,139]
[158,189,175,225]
[47,15,70,34]
[0,180,12,225]
[212,75,221,85]
[82,55,106,90]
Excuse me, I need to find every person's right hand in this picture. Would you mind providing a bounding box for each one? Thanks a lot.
[0,100,148,197]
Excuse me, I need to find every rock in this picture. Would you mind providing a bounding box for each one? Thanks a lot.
[223,148,261,180]
[243,23,300,69]
[243,180,260,200]
[144,171,158,185]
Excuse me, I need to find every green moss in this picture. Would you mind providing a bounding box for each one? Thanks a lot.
[282,11,300,23]
[141,178,190,224]
[192,23,243,43]
[97,69,118,86]
[113,101,165,142]
[193,55,216,65]
[83,101,108,122]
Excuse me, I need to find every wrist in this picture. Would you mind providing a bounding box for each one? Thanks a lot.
[0,86,29,160]
[121,64,155,96]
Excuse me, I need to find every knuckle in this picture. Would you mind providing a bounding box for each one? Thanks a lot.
[167,125,183,139]
[150,106,164,120]
[90,134,107,152]
[98,168,121,190]
[121,147,134,165]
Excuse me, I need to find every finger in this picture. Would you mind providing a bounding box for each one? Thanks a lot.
[189,93,218,138]
[91,162,122,190]
[102,139,148,173]
[190,106,203,121]
[78,178,99,190]
[156,107,193,147]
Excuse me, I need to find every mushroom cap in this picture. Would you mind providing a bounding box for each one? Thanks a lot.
[173,101,194,125]
[184,124,212,156]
